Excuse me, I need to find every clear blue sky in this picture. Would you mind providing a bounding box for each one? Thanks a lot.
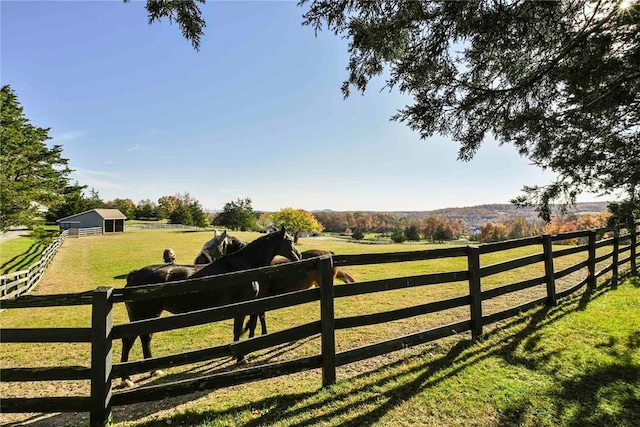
[1,1,600,212]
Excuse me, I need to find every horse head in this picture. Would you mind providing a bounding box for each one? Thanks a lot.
[274,226,302,261]
[194,229,229,264]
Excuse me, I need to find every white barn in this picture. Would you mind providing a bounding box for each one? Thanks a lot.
[57,209,127,233]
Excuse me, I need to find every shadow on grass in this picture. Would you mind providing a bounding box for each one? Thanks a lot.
[9,276,637,427]
[496,330,640,427]
[96,277,636,427]
[1,242,43,274]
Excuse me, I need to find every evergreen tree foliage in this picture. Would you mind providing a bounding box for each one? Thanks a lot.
[135,199,162,220]
[213,197,257,231]
[169,203,193,226]
[433,224,454,242]
[123,0,206,50]
[138,1,639,224]
[299,0,640,222]
[0,85,73,231]
[405,224,422,241]
[351,227,365,240]
[390,228,407,243]
[188,199,209,228]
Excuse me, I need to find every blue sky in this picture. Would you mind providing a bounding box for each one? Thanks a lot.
[1,1,600,212]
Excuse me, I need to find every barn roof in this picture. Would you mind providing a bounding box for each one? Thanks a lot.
[57,209,127,222]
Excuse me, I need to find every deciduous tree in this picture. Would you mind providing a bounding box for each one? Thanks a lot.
[106,198,136,219]
[269,208,323,243]
[158,195,181,218]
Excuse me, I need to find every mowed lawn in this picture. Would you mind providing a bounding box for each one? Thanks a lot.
[0,229,638,426]
[0,234,47,275]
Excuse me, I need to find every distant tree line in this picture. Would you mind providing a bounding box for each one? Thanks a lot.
[475,212,611,244]
[45,189,209,228]
[41,186,611,246]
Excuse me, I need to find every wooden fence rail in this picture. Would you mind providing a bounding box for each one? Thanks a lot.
[127,224,205,231]
[0,230,68,300]
[1,223,639,426]
[0,224,138,300]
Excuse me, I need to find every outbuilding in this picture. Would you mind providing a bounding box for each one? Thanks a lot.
[57,209,127,233]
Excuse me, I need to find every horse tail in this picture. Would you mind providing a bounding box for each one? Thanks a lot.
[336,269,356,283]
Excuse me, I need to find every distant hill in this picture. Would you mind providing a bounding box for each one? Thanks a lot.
[313,202,609,228]
[401,202,609,227]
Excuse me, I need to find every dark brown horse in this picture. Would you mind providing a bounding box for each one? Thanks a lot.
[120,227,301,386]
[195,233,356,337]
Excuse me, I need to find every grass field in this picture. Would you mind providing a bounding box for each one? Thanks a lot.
[0,235,47,275]
[0,228,638,426]
[0,225,59,275]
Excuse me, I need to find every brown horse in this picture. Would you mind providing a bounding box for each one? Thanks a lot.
[120,227,301,386]
[194,232,355,337]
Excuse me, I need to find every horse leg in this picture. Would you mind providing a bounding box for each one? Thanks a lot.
[233,315,248,364]
[241,312,266,339]
[259,312,267,335]
[140,333,163,377]
[120,335,137,388]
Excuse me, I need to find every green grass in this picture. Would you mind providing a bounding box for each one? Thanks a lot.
[0,234,46,275]
[0,229,637,426]
[112,276,639,427]
[0,225,60,274]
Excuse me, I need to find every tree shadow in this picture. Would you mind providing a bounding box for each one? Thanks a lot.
[123,279,632,427]
[107,293,575,426]
[496,329,640,427]
[7,278,633,427]
[1,242,42,274]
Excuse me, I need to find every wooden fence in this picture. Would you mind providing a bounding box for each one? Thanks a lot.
[0,230,68,300]
[0,226,111,300]
[68,226,103,237]
[127,223,205,230]
[0,224,638,426]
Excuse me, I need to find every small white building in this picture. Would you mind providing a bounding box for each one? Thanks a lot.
[57,209,127,233]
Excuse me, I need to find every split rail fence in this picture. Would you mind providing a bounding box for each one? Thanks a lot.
[1,224,638,426]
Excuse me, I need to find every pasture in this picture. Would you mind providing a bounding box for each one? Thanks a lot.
[0,235,47,275]
[0,228,638,426]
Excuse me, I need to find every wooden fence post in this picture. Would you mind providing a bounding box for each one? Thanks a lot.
[612,232,619,289]
[466,245,483,340]
[318,255,336,387]
[542,235,556,306]
[90,287,113,427]
[587,230,597,290]
[631,225,637,275]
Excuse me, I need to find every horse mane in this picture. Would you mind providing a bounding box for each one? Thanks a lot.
[226,235,247,252]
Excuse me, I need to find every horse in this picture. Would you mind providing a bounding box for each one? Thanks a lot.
[192,229,230,264]
[120,227,301,387]
[194,231,356,337]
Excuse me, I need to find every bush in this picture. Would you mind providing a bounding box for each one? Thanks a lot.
[405,225,421,241]
[351,228,365,240]
[390,229,407,243]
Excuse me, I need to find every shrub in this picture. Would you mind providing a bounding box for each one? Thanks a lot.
[390,229,406,243]
[352,228,365,240]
